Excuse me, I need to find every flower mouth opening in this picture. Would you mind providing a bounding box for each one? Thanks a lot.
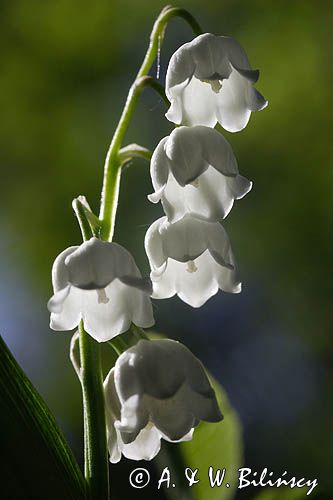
[199,72,225,93]
[200,78,223,94]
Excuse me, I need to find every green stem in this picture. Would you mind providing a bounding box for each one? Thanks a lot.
[73,6,203,498]
[137,6,202,79]
[74,206,109,500]
[131,323,150,341]
[72,198,96,241]
[142,76,169,106]
[79,322,109,500]
[119,144,152,166]
[99,6,203,241]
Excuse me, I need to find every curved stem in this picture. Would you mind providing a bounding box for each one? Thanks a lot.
[98,77,144,241]
[139,76,169,106]
[99,6,203,241]
[73,6,203,498]
[72,198,93,242]
[119,144,152,167]
[137,6,202,79]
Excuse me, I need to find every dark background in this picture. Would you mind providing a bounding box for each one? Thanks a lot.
[0,1,332,498]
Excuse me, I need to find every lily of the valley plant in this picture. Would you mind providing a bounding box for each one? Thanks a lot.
[47,6,267,499]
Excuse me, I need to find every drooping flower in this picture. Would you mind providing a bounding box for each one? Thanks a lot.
[48,237,154,342]
[104,338,222,463]
[148,125,252,223]
[165,33,268,132]
[145,216,241,307]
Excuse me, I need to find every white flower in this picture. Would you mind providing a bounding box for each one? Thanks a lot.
[148,126,252,223]
[145,216,241,307]
[165,33,268,132]
[48,237,154,342]
[104,338,222,463]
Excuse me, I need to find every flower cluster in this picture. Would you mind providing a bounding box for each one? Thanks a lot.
[48,29,266,466]
[146,33,266,306]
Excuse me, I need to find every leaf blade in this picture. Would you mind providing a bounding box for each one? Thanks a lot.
[180,375,243,500]
[0,335,85,500]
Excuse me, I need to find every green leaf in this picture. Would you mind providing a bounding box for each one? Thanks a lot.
[180,375,243,500]
[0,335,85,500]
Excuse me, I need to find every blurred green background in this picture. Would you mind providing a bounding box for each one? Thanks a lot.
[0,0,332,498]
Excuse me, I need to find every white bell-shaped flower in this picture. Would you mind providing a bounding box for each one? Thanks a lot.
[148,126,252,222]
[145,216,241,307]
[165,33,268,132]
[104,338,222,463]
[48,237,154,342]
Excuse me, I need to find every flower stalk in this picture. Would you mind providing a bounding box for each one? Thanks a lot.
[46,1,268,496]
[99,76,160,241]
[73,204,110,500]
[79,321,109,500]
[72,6,203,498]
[99,6,202,241]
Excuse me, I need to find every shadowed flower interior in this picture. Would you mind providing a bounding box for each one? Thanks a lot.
[48,237,154,342]
[145,216,241,307]
[165,33,267,132]
[148,125,252,222]
[104,339,222,463]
